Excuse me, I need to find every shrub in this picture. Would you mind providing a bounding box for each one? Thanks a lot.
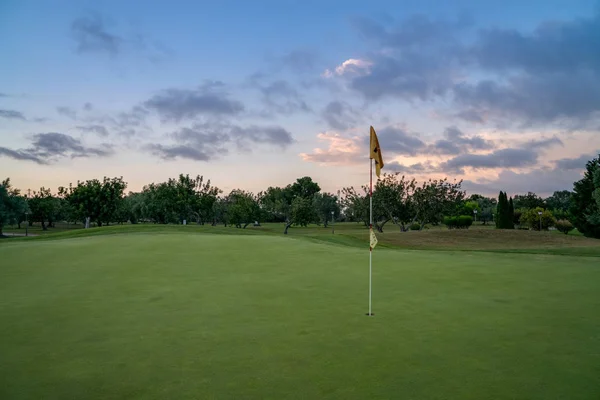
[409,222,421,231]
[519,207,556,231]
[457,215,473,229]
[443,216,457,229]
[444,215,472,229]
[555,219,574,235]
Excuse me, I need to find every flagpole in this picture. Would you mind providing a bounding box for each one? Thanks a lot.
[368,156,373,316]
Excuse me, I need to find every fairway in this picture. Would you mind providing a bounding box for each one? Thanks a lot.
[1,233,600,399]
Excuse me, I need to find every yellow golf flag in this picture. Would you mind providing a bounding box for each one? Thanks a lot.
[370,228,378,249]
[370,126,384,178]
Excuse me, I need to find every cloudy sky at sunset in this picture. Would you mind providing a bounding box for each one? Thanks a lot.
[1,0,599,197]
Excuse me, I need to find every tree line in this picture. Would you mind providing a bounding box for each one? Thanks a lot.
[1,154,599,238]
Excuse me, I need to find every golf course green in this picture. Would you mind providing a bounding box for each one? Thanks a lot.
[1,229,599,399]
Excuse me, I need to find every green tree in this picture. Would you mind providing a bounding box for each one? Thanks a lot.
[495,191,512,229]
[412,178,465,229]
[507,197,515,229]
[28,187,60,230]
[570,154,600,238]
[513,192,546,209]
[520,207,556,231]
[372,173,417,232]
[545,190,572,220]
[313,192,340,228]
[65,177,127,226]
[290,196,316,229]
[226,190,260,228]
[0,179,29,235]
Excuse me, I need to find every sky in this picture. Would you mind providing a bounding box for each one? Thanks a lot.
[1,0,599,197]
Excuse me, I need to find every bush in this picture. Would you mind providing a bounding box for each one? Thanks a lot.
[443,216,457,229]
[444,215,473,229]
[555,219,574,235]
[457,215,473,229]
[409,223,421,231]
[519,207,556,231]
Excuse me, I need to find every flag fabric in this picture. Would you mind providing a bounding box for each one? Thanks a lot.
[369,126,384,178]
[370,228,378,249]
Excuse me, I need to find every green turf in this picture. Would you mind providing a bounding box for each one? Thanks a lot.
[1,232,600,399]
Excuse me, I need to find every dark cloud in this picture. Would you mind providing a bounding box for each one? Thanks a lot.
[321,101,357,130]
[454,109,486,123]
[452,72,600,125]
[0,93,8,97]
[520,135,563,150]
[472,14,600,75]
[386,161,434,174]
[143,81,244,122]
[0,132,113,164]
[554,152,600,170]
[83,102,93,111]
[77,125,109,137]
[429,126,494,155]
[375,126,426,156]
[56,106,77,119]
[342,10,600,127]
[146,122,293,162]
[440,148,537,173]
[0,147,45,164]
[71,14,121,55]
[250,79,311,116]
[0,109,26,120]
[33,117,50,123]
[463,168,584,197]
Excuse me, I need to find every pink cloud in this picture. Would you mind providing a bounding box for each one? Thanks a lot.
[299,132,365,165]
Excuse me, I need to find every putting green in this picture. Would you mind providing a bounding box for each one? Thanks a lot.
[1,234,599,399]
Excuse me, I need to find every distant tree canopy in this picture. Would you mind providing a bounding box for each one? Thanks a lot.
[2,154,599,239]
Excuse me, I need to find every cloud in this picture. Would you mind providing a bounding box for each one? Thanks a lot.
[147,122,293,162]
[0,93,8,97]
[143,81,244,122]
[440,148,537,173]
[0,147,46,164]
[83,102,93,111]
[76,125,109,137]
[71,14,121,55]
[0,132,113,164]
[323,58,373,78]
[299,132,364,165]
[520,135,563,150]
[56,106,77,119]
[554,152,600,170]
[463,168,584,197]
[337,10,600,127]
[0,109,26,120]
[386,161,436,174]
[321,100,358,130]
[429,126,494,155]
[257,80,311,115]
[375,126,426,156]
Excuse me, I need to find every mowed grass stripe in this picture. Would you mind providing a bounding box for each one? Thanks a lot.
[1,234,599,399]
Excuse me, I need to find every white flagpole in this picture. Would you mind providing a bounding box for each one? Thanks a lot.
[368,156,373,316]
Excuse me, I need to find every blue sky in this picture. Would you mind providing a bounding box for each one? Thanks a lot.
[1,0,599,196]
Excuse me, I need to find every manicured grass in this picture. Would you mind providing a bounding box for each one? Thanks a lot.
[1,233,600,399]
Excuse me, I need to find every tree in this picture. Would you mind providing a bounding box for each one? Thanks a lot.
[65,177,127,226]
[570,154,600,238]
[495,191,512,229]
[468,194,496,225]
[520,207,556,231]
[340,186,369,226]
[412,178,464,229]
[507,197,515,229]
[0,178,29,235]
[225,190,260,228]
[28,187,60,230]
[313,192,340,227]
[545,190,572,220]
[372,173,416,231]
[290,196,316,229]
[555,220,574,235]
[513,192,546,210]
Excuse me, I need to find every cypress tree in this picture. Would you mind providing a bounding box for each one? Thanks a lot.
[508,197,515,229]
[496,191,506,229]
